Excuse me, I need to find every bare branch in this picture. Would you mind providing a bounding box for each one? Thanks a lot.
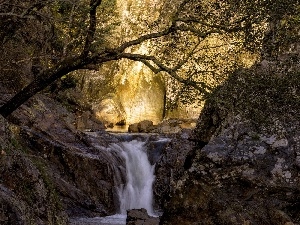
[177,16,247,33]
[0,12,31,18]
[82,0,102,56]
[0,2,53,21]
[114,27,174,53]
[117,52,212,95]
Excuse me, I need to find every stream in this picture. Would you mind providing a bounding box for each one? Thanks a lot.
[70,134,169,225]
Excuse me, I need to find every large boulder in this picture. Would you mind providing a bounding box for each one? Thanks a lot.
[128,120,155,133]
[0,115,69,224]
[160,57,300,224]
[128,119,197,134]
[128,123,140,133]
[138,120,155,132]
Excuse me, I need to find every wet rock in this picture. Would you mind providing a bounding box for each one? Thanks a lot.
[155,119,182,134]
[138,120,154,132]
[128,119,196,134]
[146,135,171,165]
[126,208,159,225]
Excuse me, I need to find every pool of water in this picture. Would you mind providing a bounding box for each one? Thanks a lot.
[69,214,127,225]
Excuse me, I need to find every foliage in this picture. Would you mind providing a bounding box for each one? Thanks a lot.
[209,67,300,128]
[0,0,299,117]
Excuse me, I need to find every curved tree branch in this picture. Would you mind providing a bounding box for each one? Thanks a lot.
[117,52,212,95]
[0,51,115,118]
[0,0,252,118]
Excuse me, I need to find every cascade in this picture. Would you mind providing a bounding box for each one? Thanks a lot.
[117,139,155,215]
[70,135,164,225]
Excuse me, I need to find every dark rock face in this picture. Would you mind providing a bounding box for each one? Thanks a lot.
[0,94,123,224]
[126,208,159,225]
[160,58,300,224]
[1,115,63,225]
[162,120,300,224]
[75,110,106,131]
[128,123,140,133]
[154,129,194,210]
[20,128,122,217]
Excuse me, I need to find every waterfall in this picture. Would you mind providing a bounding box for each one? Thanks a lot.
[70,134,168,225]
[117,139,155,216]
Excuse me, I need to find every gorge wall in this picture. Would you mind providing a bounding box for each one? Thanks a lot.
[158,50,300,224]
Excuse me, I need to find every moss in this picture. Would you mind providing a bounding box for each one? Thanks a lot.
[7,137,30,155]
[20,180,38,208]
[250,133,260,141]
[33,159,65,224]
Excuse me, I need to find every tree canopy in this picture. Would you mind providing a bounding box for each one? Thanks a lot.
[0,0,299,118]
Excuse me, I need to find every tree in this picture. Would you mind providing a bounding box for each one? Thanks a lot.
[0,0,298,118]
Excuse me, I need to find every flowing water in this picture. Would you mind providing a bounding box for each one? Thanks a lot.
[117,140,155,215]
[70,214,127,225]
[70,135,160,225]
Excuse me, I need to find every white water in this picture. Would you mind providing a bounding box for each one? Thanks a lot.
[70,214,126,225]
[70,138,156,225]
[117,139,155,216]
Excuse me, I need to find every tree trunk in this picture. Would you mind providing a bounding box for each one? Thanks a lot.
[0,56,87,118]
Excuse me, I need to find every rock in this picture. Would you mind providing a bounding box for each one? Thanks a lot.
[0,93,124,224]
[18,126,121,218]
[76,110,105,131]
[126,208,159,225]
[128,119,195,134]
[106,122,114,128]
[138,120,154,132]
[0,123,69,224]
[128,123,139,133]
[154,129,194,209]
[155,119,196,134]
[146,135,171,165]
[160,56,300,224]
[128,120,155,133]
[116,119,126,126]
[93,97,126,125]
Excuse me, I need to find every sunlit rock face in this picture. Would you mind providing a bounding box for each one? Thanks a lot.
[116,62,165,124]
[94,64,165,125]
[94,96,126,125]
[95,0,167,125]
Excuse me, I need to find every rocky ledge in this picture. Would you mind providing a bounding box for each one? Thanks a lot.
[0,93,126,224]
[128,119,196,134]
